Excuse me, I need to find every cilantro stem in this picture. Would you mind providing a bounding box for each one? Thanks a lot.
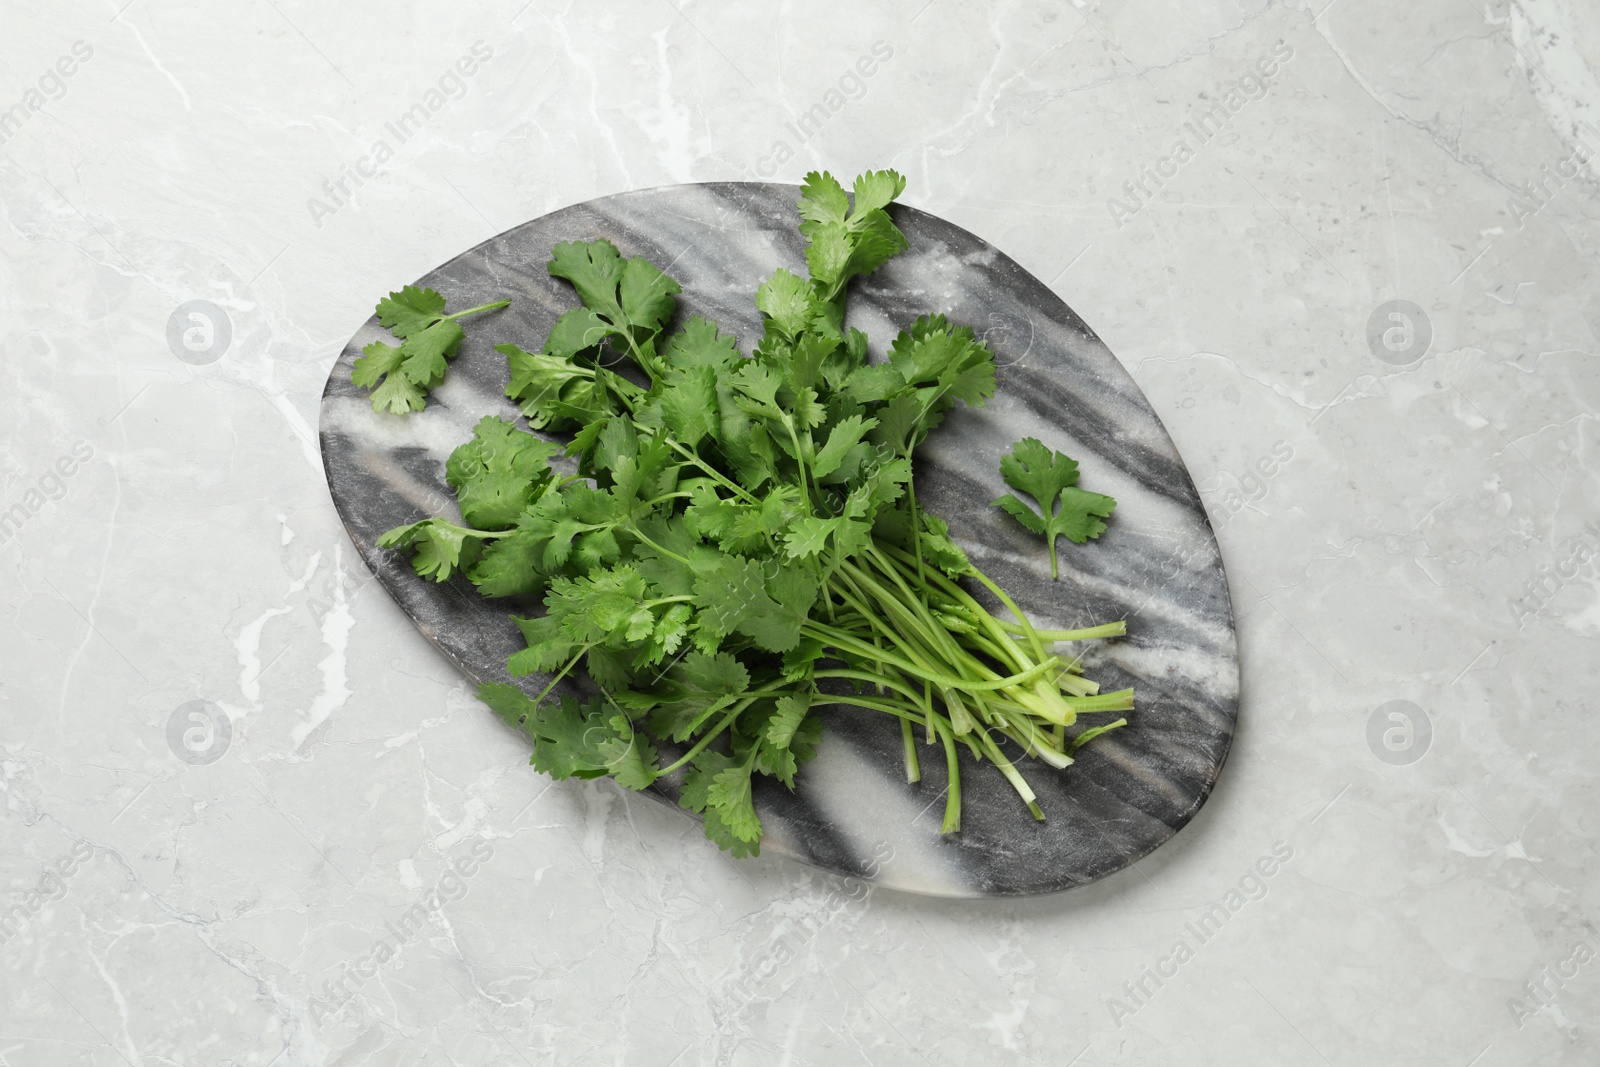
[974,730,1045,821]
[900,718,921,783]
[619,331,667,384]
[442,299,512,321]
[936,719,962,834]
[623,523,692,566]
[1068,717,1128,754]
[653,436,760,504]
[904,476,928,588]
[814,669,928,705]
[656,698,755,776]
[966,564,1051,668]
[800,622,1062,692]
[986,618,1126,642]
[779,414,815,517]
[532,644,591,707]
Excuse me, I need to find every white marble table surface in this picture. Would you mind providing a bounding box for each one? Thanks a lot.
[3,1,1597,1064]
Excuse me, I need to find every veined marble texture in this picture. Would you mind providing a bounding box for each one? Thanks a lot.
[319,182,1239,897]
[3,0,1599,1065]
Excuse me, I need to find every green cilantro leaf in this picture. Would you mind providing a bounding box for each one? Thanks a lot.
[375,285,448,337]
[811,414,878,480]
[376,518,483,582]
[705,764,762,846]
[501,342,616,430]
[445,416,559,530]
[352,286,508,413]
[384,170,1135,861]
[993,437,1118,579]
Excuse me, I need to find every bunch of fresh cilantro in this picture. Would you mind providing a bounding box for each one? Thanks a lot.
[358,170,1129,856]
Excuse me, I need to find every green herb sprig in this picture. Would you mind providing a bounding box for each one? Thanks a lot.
[376,170,1129,856]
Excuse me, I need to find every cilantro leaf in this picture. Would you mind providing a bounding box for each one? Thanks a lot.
[547,238,683,369]
[797,169,909,301]
[376,518,483,582]
[811,414,877,480]
[352,341,427,415]
[386,170,1136,861]
[661,315,741,371]
[376,285,448,337]
[705,764,762,845]
[445,416,559,530]
[993,437,1117,579]
[756,269,817,339]
[352,287,507,413]
[766,693,810,748]
[489,687,660,787]
[501,343,616,430]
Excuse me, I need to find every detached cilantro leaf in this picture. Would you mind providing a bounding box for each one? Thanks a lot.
[375,285,448,337]
[352,321,464,415]
[352,342,426,415]
[352,286,507,414]
[993,438,1117,579]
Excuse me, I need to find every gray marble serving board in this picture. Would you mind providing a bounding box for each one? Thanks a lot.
[318,182,1239,897]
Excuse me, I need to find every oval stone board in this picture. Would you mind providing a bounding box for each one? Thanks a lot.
[319,182,1239,897]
